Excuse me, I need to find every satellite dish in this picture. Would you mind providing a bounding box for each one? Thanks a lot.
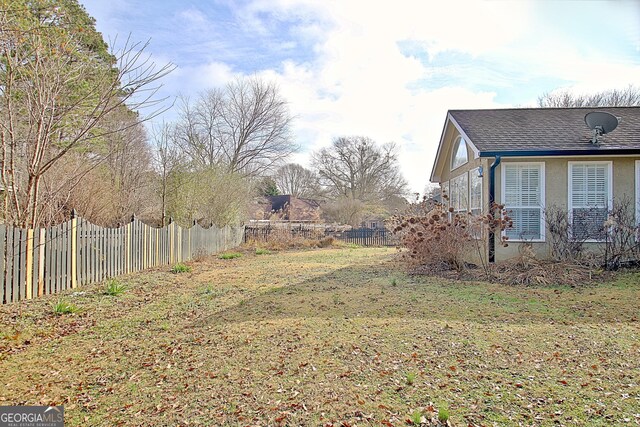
[585,111,619,144]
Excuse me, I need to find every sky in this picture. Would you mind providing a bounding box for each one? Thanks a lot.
[80,0,640,193]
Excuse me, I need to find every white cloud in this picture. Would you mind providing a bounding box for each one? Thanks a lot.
[236,0,640,192]
[178,8,208,28]
[82,0,640,193]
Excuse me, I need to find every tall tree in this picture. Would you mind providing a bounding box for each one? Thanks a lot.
[152,123,186,227]
[0,0,172,227]
[312,136,407,201]
[538,85,640,108]
[38,108,155,226]
[312,136,407,225]
[174,76,296,176]
[274,163,319,198]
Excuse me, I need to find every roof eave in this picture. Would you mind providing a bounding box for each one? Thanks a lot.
[429,112,481,183]
[479,148,640,158]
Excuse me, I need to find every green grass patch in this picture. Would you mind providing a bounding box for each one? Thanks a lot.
[104,278,127,296]
[219,252,243,260]
[255,248,272,255]
[51,299,79,315]
[438,406,450,423]
[171,262,191,273]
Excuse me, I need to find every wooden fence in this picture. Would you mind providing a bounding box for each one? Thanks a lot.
[1,215,244,304]
[244,224,394,247]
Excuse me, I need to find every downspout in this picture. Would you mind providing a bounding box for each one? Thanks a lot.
[488,155,501,263]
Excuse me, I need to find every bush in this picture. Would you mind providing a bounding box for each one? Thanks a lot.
[245,226,327,250]
[546,197,640,270]
[389,194,510,272]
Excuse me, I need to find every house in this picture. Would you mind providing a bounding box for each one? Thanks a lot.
[430,107,640,262]
[361,216,385,229]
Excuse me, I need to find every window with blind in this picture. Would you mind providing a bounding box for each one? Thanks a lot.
[450,173,468,212]
[502,163,545,241]
[569,162,612,241]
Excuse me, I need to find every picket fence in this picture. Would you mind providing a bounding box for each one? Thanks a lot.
[0,214,244,304]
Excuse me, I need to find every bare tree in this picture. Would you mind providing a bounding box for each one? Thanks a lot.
[312,136,407,201]
[174,76,296,176]
[101,109,155,225]
[37,108,155,226]
[0,3,173,228]
[152,123,186,227]
[274,163,319,198]
[538,85,640,108]
[312,136,407,225]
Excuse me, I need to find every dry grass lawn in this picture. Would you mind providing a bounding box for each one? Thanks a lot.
[1,247,639,426]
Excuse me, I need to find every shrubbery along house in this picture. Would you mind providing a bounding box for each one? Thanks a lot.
[430,107,640,262]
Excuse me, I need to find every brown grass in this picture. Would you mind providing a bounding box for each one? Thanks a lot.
[1,247,639,426]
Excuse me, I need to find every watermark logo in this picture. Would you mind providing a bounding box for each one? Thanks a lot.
[0,406,64,427]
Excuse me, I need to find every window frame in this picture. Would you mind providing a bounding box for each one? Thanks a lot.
[451,136,468,171]
[470,168,483,215]
[501,161,546,242]
[450,172,469,213]
[568,161,613,243]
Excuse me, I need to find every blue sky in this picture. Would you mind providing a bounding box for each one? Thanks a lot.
[80,0,640,192]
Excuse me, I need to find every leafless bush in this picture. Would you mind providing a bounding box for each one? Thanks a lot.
[545,205,588,262]
[546,199,640,270]
[603,197,640,270]
[192,247,209,262]
[388,194,511,275]
[245,226,326,250]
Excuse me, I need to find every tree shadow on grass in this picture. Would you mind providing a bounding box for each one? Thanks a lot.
[198,258,639,327]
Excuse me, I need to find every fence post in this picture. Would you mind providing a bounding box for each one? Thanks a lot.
[25,228,34,299]
[168,217,174,265]
[126,215,133,273]
[70,209,78,288]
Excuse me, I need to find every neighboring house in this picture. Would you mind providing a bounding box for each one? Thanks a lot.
[430,107,640,262]
[252,195,322,222]
[361,217,385,229]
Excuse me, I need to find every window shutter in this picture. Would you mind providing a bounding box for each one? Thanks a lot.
[503,164,543,241]
[570,162,610,241]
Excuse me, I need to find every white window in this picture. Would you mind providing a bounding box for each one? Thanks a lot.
[502,163,545,241]
[451,136,468,170]
[470,169,482,215]
[450,173,468,212]
[569,162,612,241]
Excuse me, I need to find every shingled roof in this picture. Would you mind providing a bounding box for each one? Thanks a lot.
[449,106,640,156]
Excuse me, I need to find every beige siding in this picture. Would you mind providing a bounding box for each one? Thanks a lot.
[494,156,640,260]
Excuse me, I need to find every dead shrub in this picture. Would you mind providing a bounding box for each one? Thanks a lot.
[546,198,640,270]
[245,226,327,250]
[388,194,510,274]
[191,247,209,262]
[493,255,604,287]
[318,236,335,247]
